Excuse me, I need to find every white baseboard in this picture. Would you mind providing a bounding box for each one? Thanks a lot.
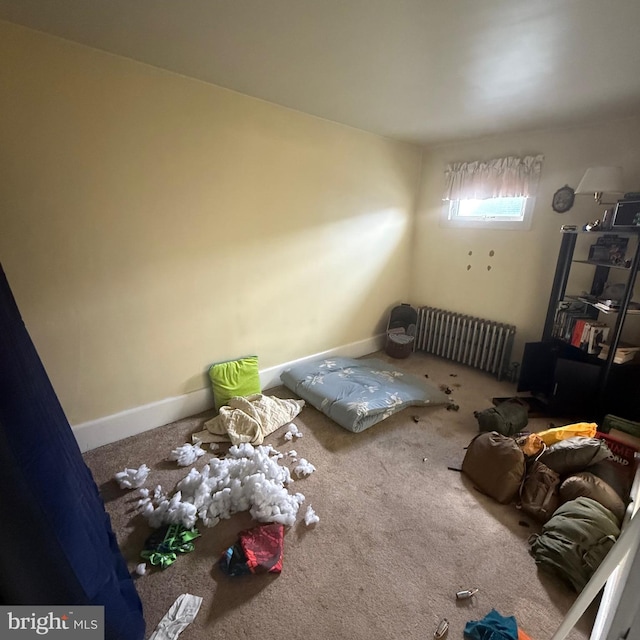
[73,335,384,452]
[257,334,384,389]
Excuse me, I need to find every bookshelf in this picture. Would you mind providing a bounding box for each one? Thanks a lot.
[519,228,640,420]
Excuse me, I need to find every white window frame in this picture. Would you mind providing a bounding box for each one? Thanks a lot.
[440,195,535,230]
[440,154,543,231]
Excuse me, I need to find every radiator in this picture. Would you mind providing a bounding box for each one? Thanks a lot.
[415,306,515,380]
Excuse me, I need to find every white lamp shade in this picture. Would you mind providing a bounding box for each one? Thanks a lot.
[575,166,624,196]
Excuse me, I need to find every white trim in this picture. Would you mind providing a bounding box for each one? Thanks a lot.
[72,334,384,452]
[439,196,535,231]
[589,453,640,640]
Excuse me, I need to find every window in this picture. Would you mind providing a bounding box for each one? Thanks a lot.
[441,155,543,230]
[445,196,533,229]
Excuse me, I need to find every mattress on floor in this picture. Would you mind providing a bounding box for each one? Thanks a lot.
[280,356,449,433]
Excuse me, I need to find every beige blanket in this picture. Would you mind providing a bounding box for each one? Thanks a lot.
[192,394,305,446]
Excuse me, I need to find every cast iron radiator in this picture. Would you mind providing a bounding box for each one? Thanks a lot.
[415,306,515,380]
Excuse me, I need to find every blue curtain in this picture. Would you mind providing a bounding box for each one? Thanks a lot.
[0,264,145,640]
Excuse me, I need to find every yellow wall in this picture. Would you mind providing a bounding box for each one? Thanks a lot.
[413,116,640,361]
[0,21,421,425]
[4,19,639,428]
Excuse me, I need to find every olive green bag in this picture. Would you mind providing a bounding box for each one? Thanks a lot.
[474,399,529,437]
[529,497,620,592]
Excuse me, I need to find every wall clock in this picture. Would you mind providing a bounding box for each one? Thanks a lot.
[552,185,575,213]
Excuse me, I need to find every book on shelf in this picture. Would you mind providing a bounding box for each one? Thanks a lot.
[554,312,592,343]
[598,342,640,364]
[578,321,609,355]
[552,307,613,354]
[587,324,609,355]
[571,318,590,347]
[594,301,618,313]
[553,300,595,342]
[594,299,640,314]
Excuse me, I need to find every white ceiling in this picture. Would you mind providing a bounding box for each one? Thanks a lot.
[2,0,640,145]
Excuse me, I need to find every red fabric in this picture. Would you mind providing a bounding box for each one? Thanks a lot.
[518,628,534,640]
[240,523,284,574]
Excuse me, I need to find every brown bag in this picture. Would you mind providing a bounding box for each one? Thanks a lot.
[462,431,525,504]
[519,460,560,522]
[559,472,626,524]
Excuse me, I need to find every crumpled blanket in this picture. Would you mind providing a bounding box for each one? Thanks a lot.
[192,394,305,446]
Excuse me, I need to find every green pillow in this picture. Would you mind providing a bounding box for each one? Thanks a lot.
[209,356,261,411]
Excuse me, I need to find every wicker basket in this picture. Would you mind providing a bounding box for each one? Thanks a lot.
[385,332,415,358]
[384,303,418,358]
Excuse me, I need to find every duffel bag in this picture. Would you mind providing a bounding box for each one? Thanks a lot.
[537,437,611,476]
[519,459,560,523]
[462,431,525,504]
[474,399,528,437]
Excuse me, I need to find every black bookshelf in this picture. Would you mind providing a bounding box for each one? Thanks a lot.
[521,228,640,421]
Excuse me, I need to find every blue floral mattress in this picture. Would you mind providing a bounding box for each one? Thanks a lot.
[280,356,449,433]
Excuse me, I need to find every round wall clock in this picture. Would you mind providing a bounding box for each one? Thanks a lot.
[552,185,575,213]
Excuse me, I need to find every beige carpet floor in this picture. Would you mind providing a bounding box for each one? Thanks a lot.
[83,351,599,640]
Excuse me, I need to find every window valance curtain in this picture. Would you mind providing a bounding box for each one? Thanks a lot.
[443,154,544,200]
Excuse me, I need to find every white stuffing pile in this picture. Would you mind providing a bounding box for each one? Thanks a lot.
[294,458,316,478]
[115,423,320,531]
[114,464,150,489]
[283,424,303,441]
[168,442,206,466]
[304,506,320,526]
[138,442,312,530]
